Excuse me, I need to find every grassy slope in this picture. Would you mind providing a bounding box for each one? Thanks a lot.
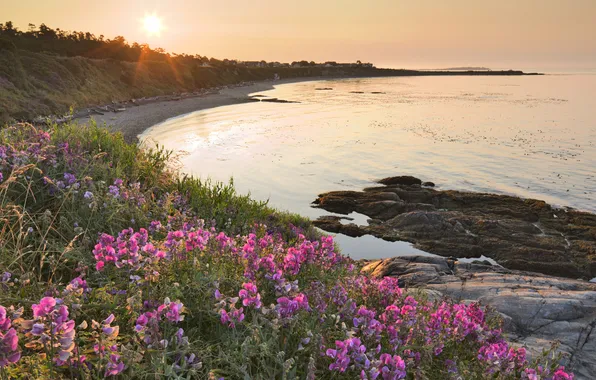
[0,49,379,123]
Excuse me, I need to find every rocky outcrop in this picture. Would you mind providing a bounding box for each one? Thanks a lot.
[361,256,596,379]
[312,176,596,279]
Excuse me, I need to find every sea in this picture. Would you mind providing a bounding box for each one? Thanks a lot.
[140,71,596,260]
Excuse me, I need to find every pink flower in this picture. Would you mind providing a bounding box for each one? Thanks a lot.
[0,307,10,330]
[32,297,56,318]
[96,261,105,271]
[553,367,574,380]
[238,282,262,309]
[164,301,184,323]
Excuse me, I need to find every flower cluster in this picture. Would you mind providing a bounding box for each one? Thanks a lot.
[0,306,20,368]
[27,297,77,365]
[135,298,186,349]
[90,314,125,377]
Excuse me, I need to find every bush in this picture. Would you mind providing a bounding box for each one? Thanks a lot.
[0,37,16,52]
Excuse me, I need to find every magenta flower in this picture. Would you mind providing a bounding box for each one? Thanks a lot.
[378,353,406,379]
[552,367,574,380]
[32,297,56,318]
[0,307,10,331]
[164,301,184,323]
[238,282,262,309]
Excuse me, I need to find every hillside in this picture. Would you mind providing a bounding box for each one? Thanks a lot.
[0,48,532,124]
[0,47,378,123]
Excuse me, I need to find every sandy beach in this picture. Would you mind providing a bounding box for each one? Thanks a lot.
[75,78,316,142]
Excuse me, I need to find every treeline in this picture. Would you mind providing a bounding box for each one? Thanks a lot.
[0,21,375,69]
[0,21,218,65]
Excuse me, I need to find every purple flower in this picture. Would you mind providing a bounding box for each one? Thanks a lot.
[0,328,20,368]
[108,185,120,197]
[31,323,45,335]
[378,353,406,379]
[64,172,76,185]
[105,350,125,376]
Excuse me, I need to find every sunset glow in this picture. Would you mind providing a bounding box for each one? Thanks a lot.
[142,13,162,36]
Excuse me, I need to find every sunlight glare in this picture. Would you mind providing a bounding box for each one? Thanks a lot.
[142,14,163,36]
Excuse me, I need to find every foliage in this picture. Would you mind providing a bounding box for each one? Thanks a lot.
[0,122,574,379]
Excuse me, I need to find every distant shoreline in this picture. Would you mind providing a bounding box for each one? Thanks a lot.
[76,77,312,143]
[75,69,541,143]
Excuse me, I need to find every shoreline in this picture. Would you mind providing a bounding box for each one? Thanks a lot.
[75,70,540,143]
[76,77,314,143]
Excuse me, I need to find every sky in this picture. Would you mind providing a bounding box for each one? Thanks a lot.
[2,0,595,70]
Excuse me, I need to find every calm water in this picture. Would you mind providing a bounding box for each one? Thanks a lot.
[141,74,596,259]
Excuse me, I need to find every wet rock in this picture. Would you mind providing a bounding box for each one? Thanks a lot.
[422,181,435,187]
[313,176,596,279]
[361,256,596,379]
[312,216,366,237]
[261,98,299,103]
[378,175,422,186]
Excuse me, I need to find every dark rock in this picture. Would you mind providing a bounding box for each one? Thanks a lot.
[313,176,596,279]
[315,87,333,90]
[422,181,435,187]
[362,256,596,379]
[312,216,367,237]
[378,175,422,186]
[261,98,299,103]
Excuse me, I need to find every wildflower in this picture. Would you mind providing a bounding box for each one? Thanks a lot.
[160,300,185,323]
[84,191,93,199]
[0,306,20,368]
[25,298,76,365]
[238,282,262,309]
[552,367,574,380]
[108,185,120,197]
[105,352,125,376]
[276,294,309,319]
[96,261,105,271]
[32,297,56,318]
[378,353,406,379]
[64,172,76,185]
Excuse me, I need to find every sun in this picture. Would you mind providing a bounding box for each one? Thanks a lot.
[142,14,163,36]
